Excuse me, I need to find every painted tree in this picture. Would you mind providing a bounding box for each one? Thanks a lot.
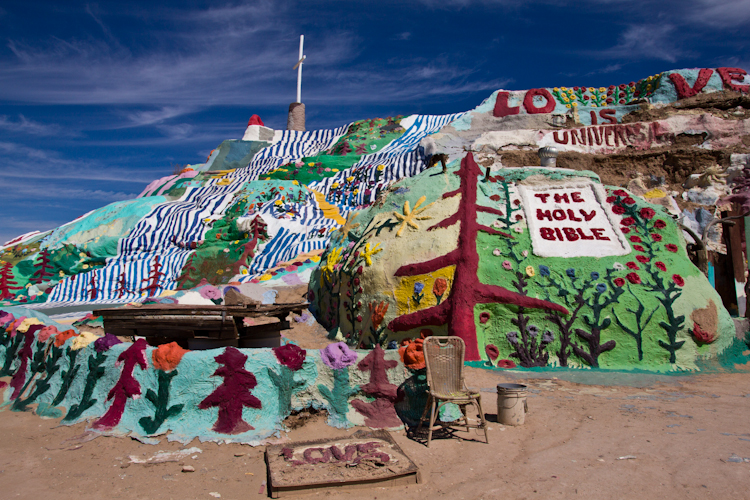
[198,347,262,434]
[350,345,401,428]
[387,153,569,360]
[0,262,21,300]
[115,272,130,298]
[175,255,197,290]
[140,256,166,296]
[232,215,268,275]
[93,339,148,429]
[9,325,44,400]
[88,274,98,300]
[31,249,54,284]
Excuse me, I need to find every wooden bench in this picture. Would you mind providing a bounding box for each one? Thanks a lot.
[97,302,308,349]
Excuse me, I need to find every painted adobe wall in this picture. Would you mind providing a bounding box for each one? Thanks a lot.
[0,310,407,444]
[309,153,737,372]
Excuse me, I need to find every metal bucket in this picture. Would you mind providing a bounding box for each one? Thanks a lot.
[497,383,528,426]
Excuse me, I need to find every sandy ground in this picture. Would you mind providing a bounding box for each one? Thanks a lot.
[2,366,750,500]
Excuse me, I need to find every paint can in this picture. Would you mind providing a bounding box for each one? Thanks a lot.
[496,383,528,426]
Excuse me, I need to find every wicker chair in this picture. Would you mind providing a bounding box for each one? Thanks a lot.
[416,336,489,447]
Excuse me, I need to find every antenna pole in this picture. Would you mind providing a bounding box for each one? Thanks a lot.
[296,35,304,103]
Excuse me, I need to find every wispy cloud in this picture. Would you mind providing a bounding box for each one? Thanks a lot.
[590,24,688,63]
[0,115,82,137]
[685,0,750,28]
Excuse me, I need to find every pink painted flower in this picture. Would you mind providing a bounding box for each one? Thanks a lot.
[502,260,512,270]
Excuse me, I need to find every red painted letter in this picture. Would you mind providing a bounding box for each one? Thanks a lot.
[668,69,713,99]
[523,88,556,114]
[493,91,520,117]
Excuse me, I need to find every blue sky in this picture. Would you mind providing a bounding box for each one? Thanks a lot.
[1,0,749,244]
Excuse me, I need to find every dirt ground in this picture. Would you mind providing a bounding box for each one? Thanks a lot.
[2,365,750,500]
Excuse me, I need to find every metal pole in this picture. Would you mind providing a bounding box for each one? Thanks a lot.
[296,35,304,103]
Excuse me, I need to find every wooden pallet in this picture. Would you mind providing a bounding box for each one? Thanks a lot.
[97,302,307,348]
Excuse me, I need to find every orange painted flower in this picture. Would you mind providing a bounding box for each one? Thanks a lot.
[54,330,78,347]
[398,329,432,370]
[433,278,448,299]
[152,342,189,372]
[369,301,389,328]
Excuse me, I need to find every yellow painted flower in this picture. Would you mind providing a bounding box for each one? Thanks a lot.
[274,199,283,206]
[565,104,571,108]
[525,266,535,277]
[259,274,272,281]
[392,196,435,237]
[331,182,339,189]
[591,103,597,107]
[588,87,595,92]
[377,165,385,171]
[292,180,299,185]
[216,269,224,275]
[554,87,560,92]
[308,162,315,166]
[353,189,359,194]
[361,242,382,266]
[71,332,98,351]
[572,102,578,107]
[241,269,248,275]
[560,87,567,91]
[332,168,339,172]
[599,87,606,93]
[646,84,652,91]
[321,246,344,283]
[346,176,355,182]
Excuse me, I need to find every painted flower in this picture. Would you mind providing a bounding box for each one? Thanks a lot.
[613,262,625,271]
[273,344,307,371]
[527,325,539,337]
[539,265,550,276]
[621,227,631,234]
[432,278,448,298]
[623,197,636,205]
[479,311,491,324]
[566,268,576,278]
[502,260,512,270]
[493,248,502,256]
[672,274,685,287]
[626,272,641,284]
[630,235,642,243]
[650,233,663,242]
[37,325,59,343]
[506,331,519,345]
[621,217,636,226]
[613,277,626,287]
[665,244,678,253]
[640,207,656,219]
[636,255,649,263]
[71,331,98,351]
[369,301,389,327]
[152,342,189,372]
[633,245,645,252]
[612,189,627,197]
[497,359,517,369]
[542,330,554,344]
[522,250,529,257]
[655,262,667,272]
[414,282,425,294]
[596,283,607,294]
[654,219,667,229]
[199,284,222,300]
[320,342,358,370]
[54,330,78,347]
[590,271,600,280]
[94,333,122,353]
[626,261,640,270]
[361,242,382,266]
[525,266,535,277]
[485,344,500,362]
[612,205,626,215]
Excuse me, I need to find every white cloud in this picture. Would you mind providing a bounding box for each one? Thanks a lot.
[0,115,82,137]
[591,24,688,63]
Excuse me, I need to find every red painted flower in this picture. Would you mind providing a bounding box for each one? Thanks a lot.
[613,277,626,287]
[606,196,617,203]
[485,344,500,362]
[273,344,307,371]
[613,189,627,197]
[497,359,517,369]
[623,197,636,205]
[636,255,649,263]
[626,261,640,270]
[621,227,631,234]
[654,219,667,229]
[630,235,642,243]
[612,205,626,215]
[650,233,662,242]
[632,245,645,252]
[479,311,491,324]
[655,262,667,271]
[621,217,636,226]
[665,244,678,253]
[639,207,656,219]
[672,274,685,287]
[626,272,641,284]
